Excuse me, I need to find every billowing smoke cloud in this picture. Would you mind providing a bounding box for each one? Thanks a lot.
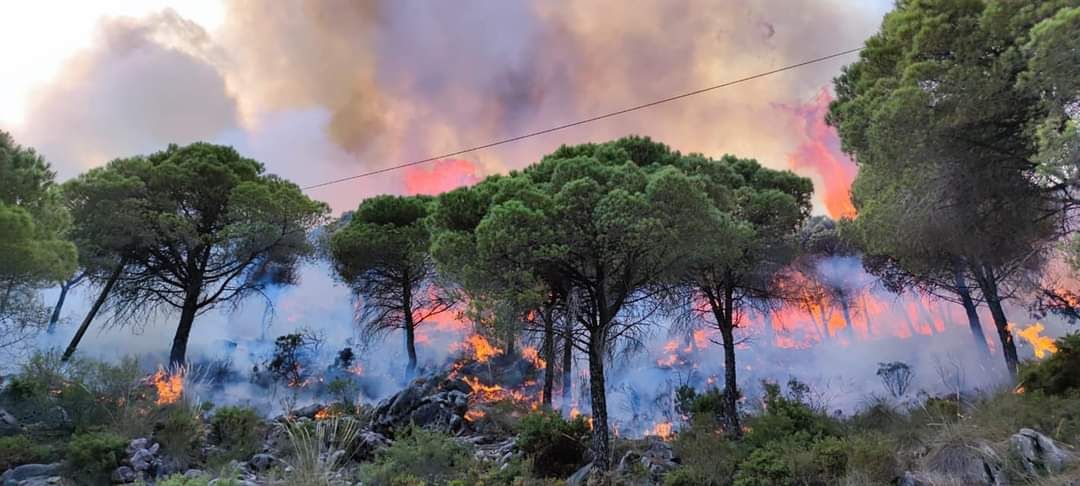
[13,10,240,176]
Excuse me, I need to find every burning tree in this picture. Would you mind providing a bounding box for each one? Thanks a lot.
[329,194,455,376]
[473,137,711,471]
[430,180,573,408]
[671,154,812,437]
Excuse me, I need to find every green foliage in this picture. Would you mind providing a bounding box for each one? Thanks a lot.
[329,194,449,373]
[733,447,791,486]
[62,142,329,364]
[209,406,263,462]
[358,426,477,485]
[155,403,204,469]
[67,431,128,485]
[0,351,154,436]
[515,411,591,478]
[742,382,840,450]
[675,385,732,425]
[0,434,51,470]
[1020,333,1080,396]
[669,416,739,485]
[844,431,898,484]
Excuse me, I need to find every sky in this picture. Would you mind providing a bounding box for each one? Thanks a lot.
[0,0,893,217]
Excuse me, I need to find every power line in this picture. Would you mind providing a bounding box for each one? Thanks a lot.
[302,46,863,191]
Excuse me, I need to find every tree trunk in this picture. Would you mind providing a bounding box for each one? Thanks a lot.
[47,282,70,334]
[47,274,83,334]
[402,280,418,377]
[169,276,203,367]
[839,298,855,340]
[710,286,742,438]
[953,268,989,355]
[62,262,124,362]
[541,305,555,407]
[560,324,573,415]
[972,263,1018,377]
[587,328,611,471]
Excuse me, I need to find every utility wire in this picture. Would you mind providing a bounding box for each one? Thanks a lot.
[302,46,863,191]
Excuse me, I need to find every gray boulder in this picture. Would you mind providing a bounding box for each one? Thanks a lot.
[1009,428,1075,476]
[247,453,281,472]
[0,408,20,436]
[918,441,1007,486]
[110,466,136,484]
[1,463,63,485]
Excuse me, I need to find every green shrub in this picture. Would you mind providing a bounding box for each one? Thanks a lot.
[675,385,736,426]
[67,431,128,485]
[210,406,263,462]
[669,416,738,485]
[845,431,898,483]
[155,404,204,468]
[786,436,847,485]
[515,410,591,478]
[743,382,840,450]
[0,434,50,470]
[1020,333,1080,396]
[734,447,792,486]
[1,352,156,436]
[359,426,476,485]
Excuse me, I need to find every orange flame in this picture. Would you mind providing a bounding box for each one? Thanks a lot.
[1010,323,1058,359]
[314,407,337,421]
[651,421,674,440]
[521,346,546,369]
[458,334,502,363]
[150,369,183,406]
[465,409,486,422]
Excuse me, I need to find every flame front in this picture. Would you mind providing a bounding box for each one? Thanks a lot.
[458,334,502,363]
[150,369,183,406]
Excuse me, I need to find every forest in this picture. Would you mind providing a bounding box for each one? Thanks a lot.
[2,1,1080,485]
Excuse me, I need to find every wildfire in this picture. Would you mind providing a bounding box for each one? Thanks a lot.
[458,334,502,363]
[521,346,546,369]
[463,376,508,402]
[150,369,183,406]
[465,409,486,422]
[1011,323,1058,359]
[651,421,674,440]
[314,407,337,421]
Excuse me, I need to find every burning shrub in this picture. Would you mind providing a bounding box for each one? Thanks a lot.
[264,330,323,388]
[1019,333,1080,396]
[66,431,128,485]
[209,405,264,463]
[358,425,477,485]
[516,410,591,478]
[0,434,51,470]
